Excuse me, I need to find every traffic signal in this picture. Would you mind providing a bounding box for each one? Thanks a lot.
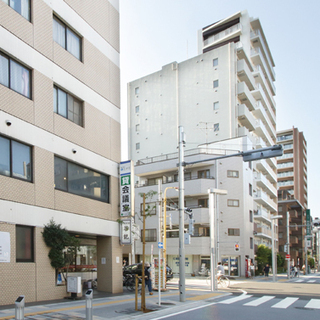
[313,219,320,227]
[235,243,240,252]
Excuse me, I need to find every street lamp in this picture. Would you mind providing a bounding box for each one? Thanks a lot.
[271,215,282,282]
[208,188,227,291]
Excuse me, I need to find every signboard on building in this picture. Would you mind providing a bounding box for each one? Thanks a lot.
[120,160,134,217]
[0,232,10,263]
[120,218,133,245]
[306,209,311,235]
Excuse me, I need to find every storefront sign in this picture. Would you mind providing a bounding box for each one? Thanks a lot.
[120,219,132,245]
[0,232,10,263]
[120,161,134,217]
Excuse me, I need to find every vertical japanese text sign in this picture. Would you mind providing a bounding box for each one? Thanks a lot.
[120,160,134,217]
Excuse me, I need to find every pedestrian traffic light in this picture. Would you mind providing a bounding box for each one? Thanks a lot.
[235,243,240,252]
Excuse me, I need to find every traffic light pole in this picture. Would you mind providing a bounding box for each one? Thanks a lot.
[178,126,185,302]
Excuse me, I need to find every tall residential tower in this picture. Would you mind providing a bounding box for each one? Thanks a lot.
[127,11,278,276]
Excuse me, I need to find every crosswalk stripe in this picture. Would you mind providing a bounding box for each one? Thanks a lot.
[307,280,316,283]
[294,279,304,282]
[305,299,320,309]
[243,295,275,306]
[271,297,298,309]
[219,295,252,304]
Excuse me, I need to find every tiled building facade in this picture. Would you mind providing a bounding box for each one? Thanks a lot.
[0,0,121,305]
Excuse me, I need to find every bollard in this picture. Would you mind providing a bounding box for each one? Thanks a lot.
[85,289,93,320]
[15,295,25,320]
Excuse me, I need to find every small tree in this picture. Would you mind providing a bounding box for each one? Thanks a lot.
[256,244,271,273]
[42,219,80,285]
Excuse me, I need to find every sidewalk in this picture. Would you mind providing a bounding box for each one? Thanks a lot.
[1,273,318,320]
[0,279,229,320]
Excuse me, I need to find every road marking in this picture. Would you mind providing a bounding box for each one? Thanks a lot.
[305,299,320,309]
[294,279,304,282]
[149,302,217,320]
[219,294,252,304]
[307,280,316,283]
[244,295,275,306]
[271,297,298,309]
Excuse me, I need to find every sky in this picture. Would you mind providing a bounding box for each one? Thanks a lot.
[119,0,320,217]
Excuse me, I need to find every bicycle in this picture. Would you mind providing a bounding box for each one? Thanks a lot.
[205,272,230,288]
[124,274,141,292]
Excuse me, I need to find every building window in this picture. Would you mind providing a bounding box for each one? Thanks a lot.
[198,169,210,178]
[194,226,210,237]
[213,58,218,67]
[135,124,140,132]
[214,123,219,132]
[54,157,109,202]
[136,143,140,150]
[250,237,253,249]
[198,198,208,208]
[0,136,32,181]
[228,200,239,207]
[228,228,240,236]
[135,87,139,95]
[0,51,31,98]
[174,172,191,182]
[213,80,219,88]
[227,170,239,178]
[249,183,252,196]
[53,86,82,126]
[53,16,82,60]
[249,210,253,223]
[135,105,140,113]
[16,225,34,262]
[213,101,219,110]
[2,0,30,21]
[142,229,157,242]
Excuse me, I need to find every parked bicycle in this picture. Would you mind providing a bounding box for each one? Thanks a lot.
[123,274,141,292]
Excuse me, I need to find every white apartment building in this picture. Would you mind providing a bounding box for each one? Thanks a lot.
[127,11,278,276]
[132,137,256,277]
[0,0,122,305]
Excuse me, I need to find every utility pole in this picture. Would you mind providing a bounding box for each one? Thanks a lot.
[287,211,290,278]
[178,126,185,302]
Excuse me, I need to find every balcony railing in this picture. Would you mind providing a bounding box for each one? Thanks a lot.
[204,23,241,47]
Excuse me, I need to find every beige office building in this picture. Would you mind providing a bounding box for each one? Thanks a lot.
[0,0,121,305]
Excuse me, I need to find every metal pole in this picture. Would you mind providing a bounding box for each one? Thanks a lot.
[178,126,185,302]
[287,211,290,278]
[209,191,216,291]
[158,181,161,305]
[272,219,275,282]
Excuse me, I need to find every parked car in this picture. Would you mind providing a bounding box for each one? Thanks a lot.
[123,263,173,281]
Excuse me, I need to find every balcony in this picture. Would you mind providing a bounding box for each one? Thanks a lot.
[203,23,242,51]
[238,104,256,131]
[255,172,277,198]
[254,209,271,224]
[254,190,277,212]
[137,177,216,197]
[251,84,276,124]
[250,29,276,81]
[254,224,272,240]
[168,207,209,225]
[253,101,276,140]
[254,119,274,146]
[253,64,276,102]
[167,236,210,255]
[256,159,277,184]
[237,60,255,90]
[237,82,256,111]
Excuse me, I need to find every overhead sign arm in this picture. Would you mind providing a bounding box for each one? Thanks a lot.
[180,145,283,166]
